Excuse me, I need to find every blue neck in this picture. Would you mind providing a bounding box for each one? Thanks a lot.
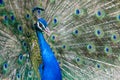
[36,23,62,80]
[36,30,56,64]
[36,31,47,52]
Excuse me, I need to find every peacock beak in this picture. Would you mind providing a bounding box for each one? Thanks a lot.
[44,27,51,36]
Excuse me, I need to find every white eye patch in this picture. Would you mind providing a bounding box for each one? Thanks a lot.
[37,22,42,30]
[37,22,46,31]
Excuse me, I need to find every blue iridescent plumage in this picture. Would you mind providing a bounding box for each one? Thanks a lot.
[36,18,62,80]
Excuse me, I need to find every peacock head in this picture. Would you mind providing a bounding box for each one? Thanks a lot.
[36,18,51,36]
[33,7,51,35]
[36,18,48,31]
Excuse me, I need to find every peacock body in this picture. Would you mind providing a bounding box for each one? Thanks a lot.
[0,0,120,80]
[36,17,62,80]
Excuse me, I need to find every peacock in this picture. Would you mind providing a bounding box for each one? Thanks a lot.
[34,8,62,80]
[0,0,120,80]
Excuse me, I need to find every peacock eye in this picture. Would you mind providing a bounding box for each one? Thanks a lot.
[17,75,20,78]
[23,42,26,46]
[4,63,8,69]
[0,0,3,4]
[53,18,57,24]
[26,14,30,18]
[11,15,15,21]
[39,22,43,27]
[97,11,101,16]
[4,15,8,20]
[38,10,41,14]
[19,55,23,60]
[76,9,80,15]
